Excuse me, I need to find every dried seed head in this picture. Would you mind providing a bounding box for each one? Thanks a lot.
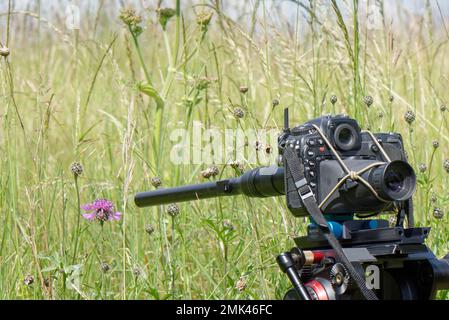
[145,224,154,235]
[157,7,176,30]
[24,275,34,286]
[378,112,384,119]
[433,140,440,149]
[389,95,394,103]
[223,219,234,231]
[272,99,280,107]
[0,46,10,57]
[404,110,416,124]
[196,11,213,30]
[363,95,374,107]
[70,162,84,177]
[133,267,141,278]
[444,159,449,173]
[239,86,248,94]
[235,277,247,292]
[433,207,444,219]
[330,95,338,105]
[151,177,162,188]
[233,107,245,119]
[441,105,447,112]
[230,160,244,172]
[418,163,427,173]
[100,262,110,273]
[265,144,272,154]
[167,203,180,217]
[201,166,220,179]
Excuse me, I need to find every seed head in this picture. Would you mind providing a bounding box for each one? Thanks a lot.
[233,107,245,119]
[151,177,162,188]
[167,203,180,217]
[24,275,34,286]
[272,99,280,107]
[119,7,143,35]
[441,105,447,112]
[157,7,176,30]
[0,46,10,57]
[418,163,427,173]
[196,11,213,30]
[444,159,449,173]
[363,95,374,107]
[433,140,440,149]
[377,112,384,119]
[404,110,416,124]
[265,145,272,154]
[70,161,84,177]
[230,161,244,172]
[433,207,444,220]
[201,166,220,179]
[133,267,141,278]
[100,262,110,273]
[145,224,154,235]
[239,86,248,94]
[330,95,338,105]
[235,277,247,292]
[389,95,394,103]
[223,219,234,231]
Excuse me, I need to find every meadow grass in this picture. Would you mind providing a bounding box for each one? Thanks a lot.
[0,0,448,299]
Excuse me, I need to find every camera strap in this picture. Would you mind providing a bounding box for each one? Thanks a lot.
[283,147,378,300]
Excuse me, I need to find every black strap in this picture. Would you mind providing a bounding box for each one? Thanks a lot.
[283,147,378,300]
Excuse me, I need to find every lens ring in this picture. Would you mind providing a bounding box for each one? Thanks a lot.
[381,161,416,201]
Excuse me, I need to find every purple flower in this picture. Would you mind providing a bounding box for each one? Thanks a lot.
[81,199,122,222]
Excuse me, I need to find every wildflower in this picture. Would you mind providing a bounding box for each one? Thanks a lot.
[0,46,10,57]
[100,262,110,273]
[272,99,280,107]
[167,203,180,217]
[433,207,444,220]
[151,177,162,188]
[330,95,338,105]
[145,224,155,235]
[404,110,415,124]
[196,76,212,91]
[223,220,234,231]
[235,277,247,292]
[24,275,34,286]
[196,11,213,30]
[157,7,176,30]
[363,95,374,107]
[233,107,245,119]
[81,199,122,222]
[418,163,427,173]
[239,86,248,94]
[70,162,84,177]
[119,7,143,36]
[444,159,449,173]
[433,140,440,149]
[201,166,220,179]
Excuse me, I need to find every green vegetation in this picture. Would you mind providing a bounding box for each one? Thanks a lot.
[0,1,448,299]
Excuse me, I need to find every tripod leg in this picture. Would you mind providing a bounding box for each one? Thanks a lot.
[277,252,311,300]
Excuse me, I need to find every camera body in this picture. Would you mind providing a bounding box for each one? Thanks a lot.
[279,114,412,217]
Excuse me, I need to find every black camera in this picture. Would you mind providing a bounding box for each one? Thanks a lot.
[279,114,416,216]
[134,111,449,300]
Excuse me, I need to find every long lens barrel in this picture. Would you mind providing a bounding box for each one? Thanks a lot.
[135,166,285,207]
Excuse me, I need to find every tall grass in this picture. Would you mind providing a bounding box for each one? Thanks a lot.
[0,0,448,299]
